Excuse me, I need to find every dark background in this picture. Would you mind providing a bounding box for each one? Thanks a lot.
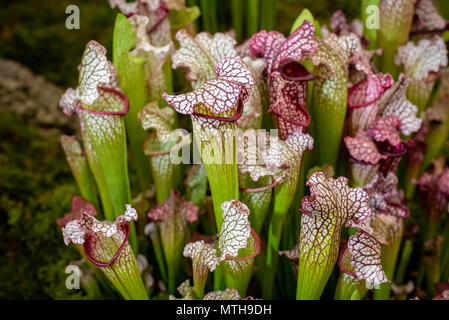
[0,0,361,87]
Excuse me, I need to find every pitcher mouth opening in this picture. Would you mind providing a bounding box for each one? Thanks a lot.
[225,229,261,261]
[279,61,316,82]
[84,222,130,267]
[192,100,244,123]
[75,87,129,116]
[377,141,410,158]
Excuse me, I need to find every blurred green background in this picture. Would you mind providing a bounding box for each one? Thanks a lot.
[0,0,360,299]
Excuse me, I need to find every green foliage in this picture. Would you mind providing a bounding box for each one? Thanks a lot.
[113,14,152,192]
[169,5,201,30]
[290,8,321,36]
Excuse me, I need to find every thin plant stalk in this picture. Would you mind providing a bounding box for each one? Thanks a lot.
[247,0,259,37]
[377,0,414,78]
[186,0,200,31]
[438,0,449,19]
[200,0,218,33]
[60,136,100,211]
[260,0,276,31]
[144,137,181,205]
[163,56,174,100]
[404,159,422,199]
[240,175,272,234]
[395,238,414,284]
[81,133,114,220]
[231,0,243,42]
[113,14,152,192]
[373,222,403,300]
[361,0,380,49]
[440,221,449,282]
[146,223,168,284]
[422,116,449,172]
[263,169,300,299]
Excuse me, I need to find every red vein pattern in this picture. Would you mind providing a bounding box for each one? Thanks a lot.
[56,196,97,228]
[412,0,448,34]
[250,21,318,139]
[148,190,198,242]
[218,200,251,260]
[345,131,388,165]
[297,172,372,297]
[163,57,253,115]
[378,74,422,136]
[348,230,389,287]
[416,167,449,216]
[62,205,137,267]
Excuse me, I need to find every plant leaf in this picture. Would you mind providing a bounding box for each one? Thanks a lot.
[148,190,198,230]
[185,165,208,207]
[138,101,174,142]
[378,74,422,136]
[113,13,153,191]
[297,172,371,299]
[345,131,387,165]
[395,36,448,81]
[172,29,238,87]
[348,230,389,288]
[217,200,251,260]
[79,41,112,106]
[169,5,201,30]
[163,57,253,115]
[57,196,97,228]
[203,288,241,300]
[411,0,448,33]
[250,21,318,139]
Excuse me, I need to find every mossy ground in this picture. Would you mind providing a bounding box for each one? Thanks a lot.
[0,112,84,299]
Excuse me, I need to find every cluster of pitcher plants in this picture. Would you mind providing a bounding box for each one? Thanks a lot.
[57,0,449,300]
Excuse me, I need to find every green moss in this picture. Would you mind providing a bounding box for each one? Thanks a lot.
[0,112,89,299]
